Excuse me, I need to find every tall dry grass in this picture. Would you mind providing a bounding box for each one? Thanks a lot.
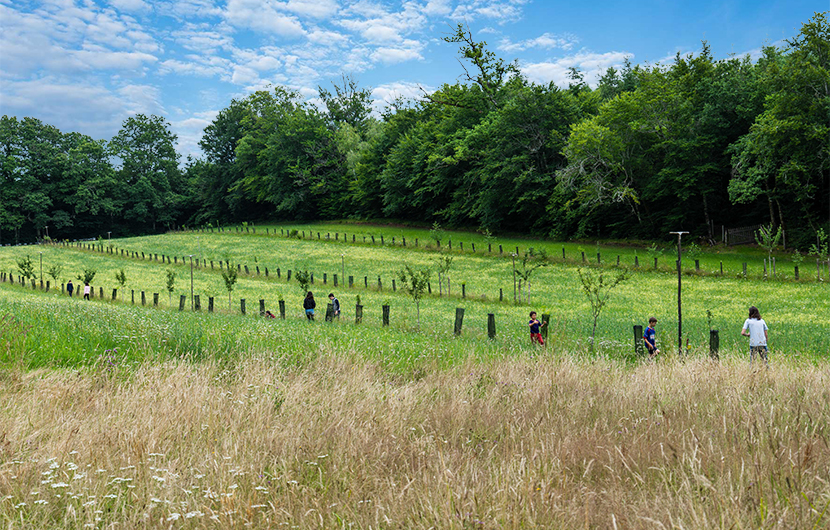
[1,352,828,529]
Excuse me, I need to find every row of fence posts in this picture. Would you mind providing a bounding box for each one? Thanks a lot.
[2,270,744,354]
[71,237,830,283]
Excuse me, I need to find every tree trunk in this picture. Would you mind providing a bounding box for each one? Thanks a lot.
[702,193,713,239]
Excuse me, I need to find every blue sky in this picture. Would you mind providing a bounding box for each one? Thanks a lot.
[0,0,822,159]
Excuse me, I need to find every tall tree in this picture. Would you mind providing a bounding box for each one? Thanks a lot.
[108,114,182,233]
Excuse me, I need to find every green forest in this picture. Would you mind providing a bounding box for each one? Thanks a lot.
[1,12,827,248]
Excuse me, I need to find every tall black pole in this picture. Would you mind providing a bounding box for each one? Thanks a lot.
[189,255,194,311]
[670,231,688,356]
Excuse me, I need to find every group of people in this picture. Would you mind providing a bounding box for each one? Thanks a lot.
[528,307,770,366]
[264,292,341,321]
[64,279,92,300]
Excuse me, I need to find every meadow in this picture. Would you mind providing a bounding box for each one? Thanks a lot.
[1,226,828,529]
[1,225,827,363]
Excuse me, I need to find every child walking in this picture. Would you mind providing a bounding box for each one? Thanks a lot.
[528,311,546,346]
[643,317,660,359]
[741,306,769,368]
[303,291,316,321]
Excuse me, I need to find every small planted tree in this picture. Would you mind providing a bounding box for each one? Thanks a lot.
[809,228,829,280]
[577,267,632,353]
[115,269,127,289]
[221,267,238,309]
[294,270,311,293]
[647,243,663,269]
[434,254,453,295]
[755,224,783,276]
[515,248,548,303]
[398,264,430,330]
[16,255,35,281]
[77,268,97,285]
[429,222,445,248]
[47,264,63,283]
[165,269,176,305]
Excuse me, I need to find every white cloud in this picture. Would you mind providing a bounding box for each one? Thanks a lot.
[498,32,578,53]
[307,28,349,46]
[522,51,632,87]
[223,0,306,37]
[108,0,152,14]
[371,45,423,64]
[451,0,529,24]
[117,84,165,115]
[284,0,340,19]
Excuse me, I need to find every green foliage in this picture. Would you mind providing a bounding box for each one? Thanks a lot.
[515,248,549,303]
[398,264,431,330]
[165,270,176,294]
[77,268,96,285]
[294,270,311,293]
[577,267,632,352]
[429,222,445,247]
[114,269,127,288]
[220,267,238,309]
[755,224,783,265]
[809,228,829,261]
[16,255,35,280]
[47,264,62,282]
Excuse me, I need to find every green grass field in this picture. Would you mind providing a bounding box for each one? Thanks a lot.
[1,223,828,368]
[2,225,829,529]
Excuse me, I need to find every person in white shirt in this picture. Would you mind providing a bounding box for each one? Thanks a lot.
[741,306,769,368]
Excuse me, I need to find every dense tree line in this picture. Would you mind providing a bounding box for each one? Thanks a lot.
[2,13,827,247]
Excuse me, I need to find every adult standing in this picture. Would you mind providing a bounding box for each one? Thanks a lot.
[66,279,74,297]
[83,282,91,300]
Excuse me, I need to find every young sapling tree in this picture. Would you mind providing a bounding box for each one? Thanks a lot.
[577,266,632,353]
[77,268,97,285]
[165,270,176,305]
[755,224,783,276]
[294,270,311,293]
[17,255,35,281]
[434,254,453,295]
[47,264,63,283]
[115,269,127,289]
[515,248,548,303]
[221,267,238,309]
[398,264,430,330]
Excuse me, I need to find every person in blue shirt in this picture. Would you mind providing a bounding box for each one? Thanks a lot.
[529,311,546,346]
[644,317,660,359]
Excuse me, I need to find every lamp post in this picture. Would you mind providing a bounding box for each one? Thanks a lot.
[39,252,43,288]
[107,231,111,240]
[669,231,689,356]
[341,254,345,286]
[45,225,49,239]
[187,255,195,311]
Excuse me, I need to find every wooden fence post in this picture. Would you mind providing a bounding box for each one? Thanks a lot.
[208,297,214,313]
[633,325,644,357]
[141,291,146,306]
[259,299,265,317]
[709,329,719,361]
[355,304,363,324]
[240,299,246,315]
[382,304,390,326]
[99,287,103,298]
[334,274,338,287]
[461,283,466,298]
[795,266,799,280]
[194,295,201,311]
[487,313,496,339]
[454,308,464,335]
[325,303,334,322]
[349,276,353,288]
[153,293,159,307]
[112,288,117,301]
[278,300,285,319]
[541,313,550,339]
[179,295,186,311]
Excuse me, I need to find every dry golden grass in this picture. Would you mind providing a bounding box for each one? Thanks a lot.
[1,352,828,529]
